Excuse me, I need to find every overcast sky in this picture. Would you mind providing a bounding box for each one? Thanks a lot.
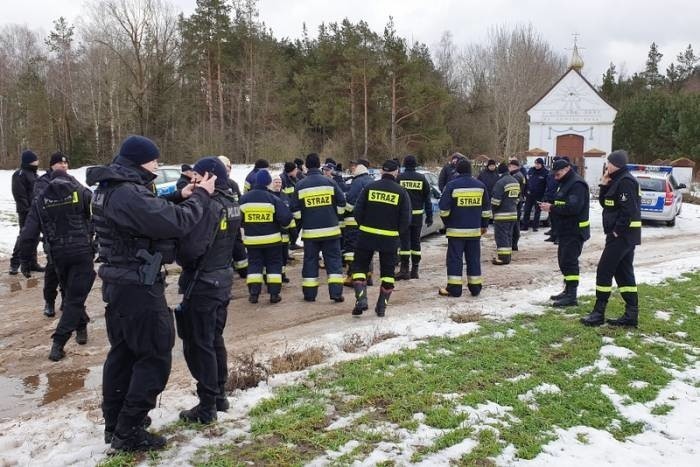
[2,0,698,84]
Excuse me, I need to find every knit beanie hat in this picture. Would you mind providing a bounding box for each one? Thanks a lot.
[535,157,545,165]
[254,169,272,188]
[607,150,629,168]
[403,155,418,169]
[119,135,160,165]
[21,150,38,165]
[456,159,471,175]
[193,156,229,188]
[487,159,496,167]
[497,162,508,174]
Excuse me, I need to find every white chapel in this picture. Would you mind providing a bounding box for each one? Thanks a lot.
[526,43,617,187]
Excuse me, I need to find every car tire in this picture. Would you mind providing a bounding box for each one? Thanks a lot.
[666,217,676,227]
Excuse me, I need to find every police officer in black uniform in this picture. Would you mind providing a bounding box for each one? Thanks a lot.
[10,150,43,275]
[19,169,95,362]
[176,164,194,190]
[396,155,433,279]
[540,159,590,307]
[86,135,216,452]
[350,159,411,316]
[218,155,249,278]
[174,157,241,424]
[581,150,642,327]
[32,152,71,317]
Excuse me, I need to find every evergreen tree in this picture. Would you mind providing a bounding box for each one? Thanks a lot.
[677,44,698,81]
[601,62,617,102]
[644,42,664,88]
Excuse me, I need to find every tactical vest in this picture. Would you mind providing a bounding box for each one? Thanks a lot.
[37,178,92,259]
[92,182,176,269]
[198,191,241,272]
[600,170,642,245]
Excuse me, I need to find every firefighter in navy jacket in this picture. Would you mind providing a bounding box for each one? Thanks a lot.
[290,153,346,302]
[581,150,642,327]
[243,159,269,193]
[540,158,590,307]
[438,159,491,298]
[396,155,433,279]
[522,157,549,231]
[239,169,293,304]
[490,163,520,265]
[174,157,241,425]
[342,159,373,283]
[350,159,411,316]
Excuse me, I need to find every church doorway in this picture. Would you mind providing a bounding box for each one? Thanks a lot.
[556,134,585,175]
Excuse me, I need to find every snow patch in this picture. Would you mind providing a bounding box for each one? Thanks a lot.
[655,310,672,321]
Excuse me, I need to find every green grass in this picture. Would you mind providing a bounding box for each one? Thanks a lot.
[192,272,700,466]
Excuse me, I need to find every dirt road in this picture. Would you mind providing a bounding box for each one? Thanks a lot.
[1,207,699,423]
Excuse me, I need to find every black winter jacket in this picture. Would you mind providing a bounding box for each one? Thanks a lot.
[12,164,39,214]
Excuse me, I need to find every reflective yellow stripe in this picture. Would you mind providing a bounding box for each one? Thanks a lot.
[604,199,615,207]
[359,225,399,237]
[234,259,248,269]
[345,203,354,212]
[380,276,395,284]
[629,221,641,227]
[302,277,320,287]
[411,250,421,256]
[596,285,613,292]
[343,252,355,261]
[246,273,264,284]
[497,248,512,255]
[579,220,590,228]
[337,206,345,215]
[554,200,566,206]
[289,219,297,228]
[412,209,425,215]
[494,212,517,221]
[491,198,502,206]
[564,275,580,281]
[399,250,411,256]
[266,274,282,284]
[447,275,462,285]
[282,187,294,194]
[243,232,282,246]
[302,226,342,239]
[293,211,301,220]
[344,217,358,227]
[298,185,334,198]
[328,275,345,284]
[482,210,492,218]
[619,286,638,293]
[281,234,290,242]
[440,209,451,217]
[467,276,482,285]
[352,273,366,280]
[446,228,481,238]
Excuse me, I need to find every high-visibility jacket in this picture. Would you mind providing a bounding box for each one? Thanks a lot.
[354,174,411,252]
[439,174,491,238]
[290,169,346,241]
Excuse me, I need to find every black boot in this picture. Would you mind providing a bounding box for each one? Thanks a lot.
[553,283,578,307]
[76,327,88,345]
[179,404,217,424]
[581,300,607,326]
[396,260,410,281]
[248,294,259,304]
[375,287,392,317]
[607,305,638,328]
[111,426,166,452]
[410,264,419,279]
[352,281,368,316]
[43,302,56,318]
[550,283,567,301]
[270,294,281,304]
[30,262,45,272]
[48,341,65,361]
[105,416,152,444]
[9,265,19,275]
[216,396,230,412]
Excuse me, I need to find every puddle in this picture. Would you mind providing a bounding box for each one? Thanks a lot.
[0,366,102,420]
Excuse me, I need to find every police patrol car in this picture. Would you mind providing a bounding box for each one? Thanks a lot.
[627,164,686,226]
[154,165,181,196]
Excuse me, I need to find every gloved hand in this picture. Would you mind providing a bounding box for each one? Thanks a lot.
[20,262,31,278]
[425,217,433,227]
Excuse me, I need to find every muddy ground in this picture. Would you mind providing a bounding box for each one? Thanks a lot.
[1,218,699,424]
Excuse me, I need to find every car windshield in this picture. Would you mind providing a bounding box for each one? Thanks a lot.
[636,177,666,192]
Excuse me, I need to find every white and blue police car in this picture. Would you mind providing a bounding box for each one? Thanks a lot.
[627,164,686,226]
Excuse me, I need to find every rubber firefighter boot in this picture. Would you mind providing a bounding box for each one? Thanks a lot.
[550,282,567,301]
[410,264,419,279]
[580,299,607,327]
[607,305,638,328]
[48,341,66,362]
[375,287,392,317]
[352,281,368,316]
[396,259,410,281]
[553,283,578,307]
